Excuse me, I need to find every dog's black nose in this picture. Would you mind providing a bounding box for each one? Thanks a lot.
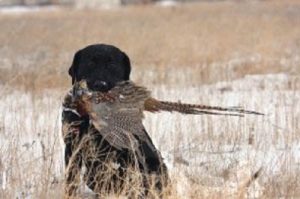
[93,80,109,92]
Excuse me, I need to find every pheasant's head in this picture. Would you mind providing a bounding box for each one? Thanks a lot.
[70,80,94,115]
[73,80,92,102]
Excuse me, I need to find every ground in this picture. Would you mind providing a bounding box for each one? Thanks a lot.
[0,1,299,198]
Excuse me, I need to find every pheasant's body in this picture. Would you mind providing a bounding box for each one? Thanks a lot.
[74,80,263,153]
[75,81,150,152]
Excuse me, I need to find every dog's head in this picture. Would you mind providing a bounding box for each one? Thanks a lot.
[69,44,131,92]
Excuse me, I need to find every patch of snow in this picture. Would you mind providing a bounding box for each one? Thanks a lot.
[0,5,60,15]
[155,0,178,7]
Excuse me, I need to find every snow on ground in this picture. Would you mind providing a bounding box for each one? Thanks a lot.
[147,73,300,197]
[0,73,299,198]
[0,5,60,15]
[155,0,178,7]
[0,89,64,198]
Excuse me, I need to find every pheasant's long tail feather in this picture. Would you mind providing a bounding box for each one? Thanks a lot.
[145,98,264,116]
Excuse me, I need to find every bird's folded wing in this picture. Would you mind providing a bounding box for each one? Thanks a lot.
[99,126,138,151]
[89,110,150,151]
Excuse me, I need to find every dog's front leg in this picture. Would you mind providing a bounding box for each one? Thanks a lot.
[62,91,88,198]
[64,142,82,199]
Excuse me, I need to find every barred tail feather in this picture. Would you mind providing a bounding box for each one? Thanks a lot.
[145,98,264,116]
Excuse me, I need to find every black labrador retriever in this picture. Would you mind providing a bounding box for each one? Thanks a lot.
[62,44,168,198]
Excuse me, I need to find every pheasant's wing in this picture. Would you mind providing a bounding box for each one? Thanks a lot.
[89,108,161,172]
[101,111,160,170]
[144,97,264,116]
[89,109,153,152]
[108,111,149,141]
[99,125,139,151]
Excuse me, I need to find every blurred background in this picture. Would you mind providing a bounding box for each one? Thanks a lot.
[0,0,299,198]
[1,0,299,91]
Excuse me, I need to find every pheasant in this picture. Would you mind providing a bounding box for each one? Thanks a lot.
[72,80,263,152]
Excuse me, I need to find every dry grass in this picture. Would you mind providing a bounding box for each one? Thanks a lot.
[0,1,300,198]
[0,0,300,90]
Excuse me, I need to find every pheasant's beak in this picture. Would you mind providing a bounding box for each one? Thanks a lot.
[72,80,92,102]
[79,80,88,89]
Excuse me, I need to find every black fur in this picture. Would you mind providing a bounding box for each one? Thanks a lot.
[68,44,131,91]
[63,44,168,197]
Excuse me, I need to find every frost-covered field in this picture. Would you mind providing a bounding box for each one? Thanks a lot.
[0,1,300,198]
[0,73,299,198]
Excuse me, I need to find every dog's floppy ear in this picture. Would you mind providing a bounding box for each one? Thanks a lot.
[69,50,82,85]
[122,52,131,80]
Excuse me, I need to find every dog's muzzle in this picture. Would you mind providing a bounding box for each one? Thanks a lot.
[93,80,109,92]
